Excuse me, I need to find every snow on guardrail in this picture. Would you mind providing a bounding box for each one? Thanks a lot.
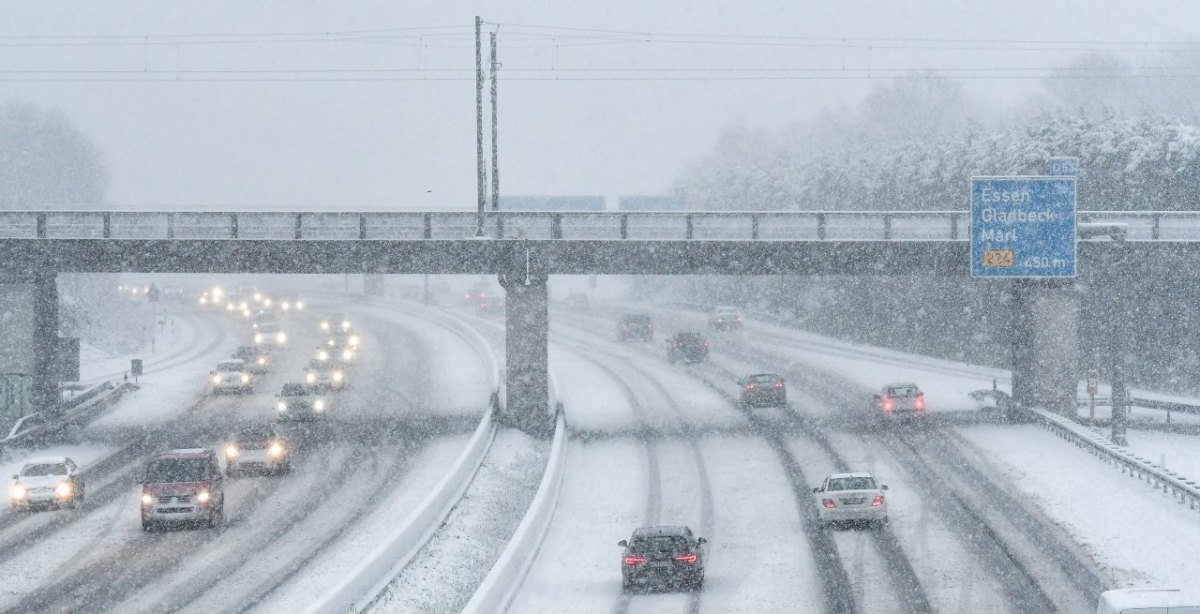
[1029,407,1200,516]
[3,381,133,447]
[304,296,501,614]
[462,408,568,614]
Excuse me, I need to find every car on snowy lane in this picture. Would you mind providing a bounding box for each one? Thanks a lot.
[872,382,926,420]
[224,424,291,475]
[619,526,706,591]
[276,382,330,421]
[10,457,85,511]
[738,373,787,407]
[814,472,888,528]
[210,359,254,394]
[139,448,225,531]
[666,332,709,364]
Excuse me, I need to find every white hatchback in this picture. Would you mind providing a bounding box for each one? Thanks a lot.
[814,472,889,527]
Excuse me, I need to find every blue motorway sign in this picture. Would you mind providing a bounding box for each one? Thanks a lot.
[971,177,1076,278]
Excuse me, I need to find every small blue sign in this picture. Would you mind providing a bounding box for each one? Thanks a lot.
[971,176,1076,278]
[1048,157,1079,176]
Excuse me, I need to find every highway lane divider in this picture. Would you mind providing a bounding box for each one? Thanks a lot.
[305,295,501,614]
[1029,406,1200,515]
[461,408,568,614]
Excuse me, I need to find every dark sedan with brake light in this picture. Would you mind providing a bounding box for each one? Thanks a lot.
[739,373,787,407]
[619,526,706,591]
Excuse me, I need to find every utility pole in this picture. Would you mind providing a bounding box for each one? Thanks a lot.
[490,31,500,213]
[475,16,486,237]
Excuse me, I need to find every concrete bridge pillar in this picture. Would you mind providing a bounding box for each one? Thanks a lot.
[32,273,59,414]
[0,272,59,417]
[499,257,553,436]
[1011,279,1079,415]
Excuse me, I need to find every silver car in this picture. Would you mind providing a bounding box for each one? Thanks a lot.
[10,457,85,510]
[814,472,889,528]
[211,359,253,394]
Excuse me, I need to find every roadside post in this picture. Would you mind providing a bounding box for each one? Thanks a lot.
[131,359,143,385]
[1087,369,1099,426]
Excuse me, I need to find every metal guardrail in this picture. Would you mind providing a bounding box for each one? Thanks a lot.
[1030,407,1200,515]
[1079,396,1200,416]
[2,381,131,446]
[0,209,1188,242]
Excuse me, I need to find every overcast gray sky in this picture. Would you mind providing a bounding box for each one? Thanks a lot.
[3,1,1198,210]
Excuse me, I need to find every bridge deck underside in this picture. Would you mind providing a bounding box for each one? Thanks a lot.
[0,239,1160,276]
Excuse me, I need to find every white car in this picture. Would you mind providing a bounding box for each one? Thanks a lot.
[304,359,346,392]
[813,472,888,527]
[224,424,291,475]
[10,457,85,510]
[211,359,254,394]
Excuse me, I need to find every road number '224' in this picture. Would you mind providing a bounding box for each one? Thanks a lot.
[982,249,1015,268]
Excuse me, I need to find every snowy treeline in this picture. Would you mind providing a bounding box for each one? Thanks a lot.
[0,99,128,357]
[0,100,108,209]
[680,113,1200,212]
[661,69,1200,394]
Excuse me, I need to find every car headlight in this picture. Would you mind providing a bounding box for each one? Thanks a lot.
[263,298,272,307]
[349,335,360,347]
[226,445,239,458]
[11,484,26,499]
[212,375,222,385]
[341,320,350,330]
[296,301,304,310]
[199,297,208,305]
[141,493,153,506]
[268,442,284,458]
[342,350,352,361]
[318,351,329,361]
[320,322,329,331]
[306,373,316,383]
[257,357,266,365]
[277,332,287,343]
[226,304,235,311]
[281,302,290,311]
[254,334,263,343]
[277,401,288,411]
[240,374,251,384]
[55,482,72,497]
[332,371,344,382]
[314,399,325,411]
[196,490,210,503]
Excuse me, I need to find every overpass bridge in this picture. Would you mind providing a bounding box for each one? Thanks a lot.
[0,209,1190,433]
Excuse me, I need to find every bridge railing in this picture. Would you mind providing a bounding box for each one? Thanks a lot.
[2,209,1198,241]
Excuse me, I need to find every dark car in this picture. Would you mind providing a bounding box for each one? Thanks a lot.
[872,382,926,420]
[232,345,269,374]
[224,424,291,475]
[667,332,709,364]
[618,314,654,342]
[277,382,330,420]
[619,526,706,591]
[739,373,787,407]
[139,448,224,531]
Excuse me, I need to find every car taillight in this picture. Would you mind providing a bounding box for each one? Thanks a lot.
[623,556,646,566]
[702,342,709,347]
[915,395,925,410]
[673,553,698,564]
[871,495,885,507]
[745,384,755,391]
[822,498,837,509]
[882,397,894,411]
[774,382,784,389]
